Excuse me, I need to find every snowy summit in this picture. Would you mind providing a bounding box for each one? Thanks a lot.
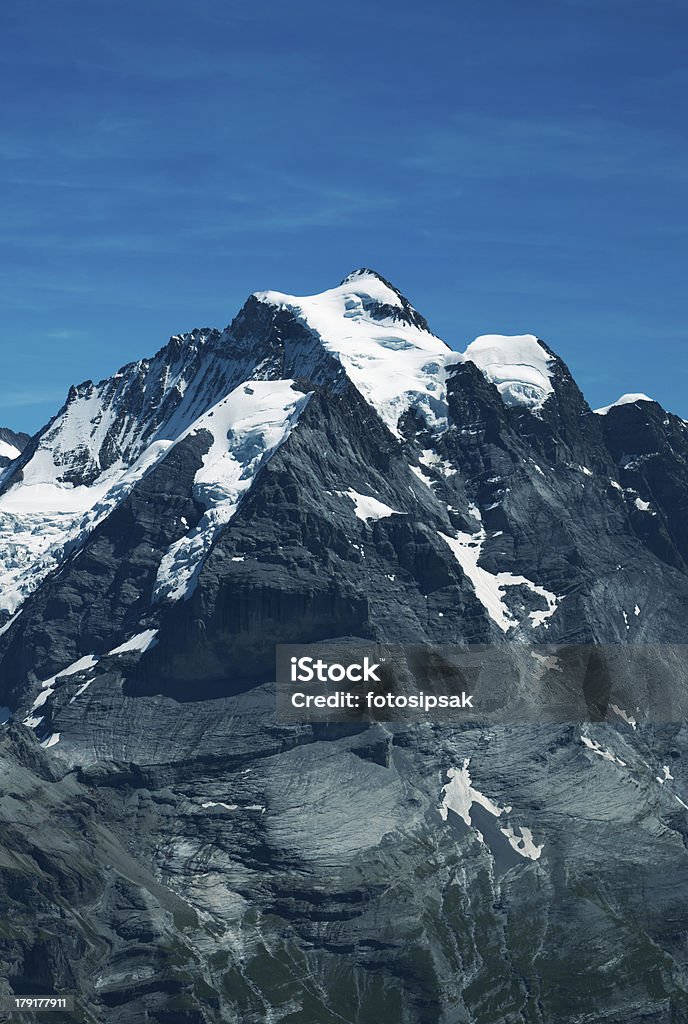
[255,269,557,433]
[594,393,655,416]
[0,269,562,618]
[462,334,555,410]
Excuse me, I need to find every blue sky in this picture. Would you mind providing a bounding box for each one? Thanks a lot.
[1,0,686,432]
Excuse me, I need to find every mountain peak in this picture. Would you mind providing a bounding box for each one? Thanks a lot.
[338,268,430,326]
[253,272,449,437]
[0,427,30,469]
[461,334,556,411]
[594,393,656,416]
[339,267,391,286]
[257,268,432,340]
[0,427,30,451]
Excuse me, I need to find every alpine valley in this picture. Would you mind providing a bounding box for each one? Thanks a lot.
[2,270,688,1024]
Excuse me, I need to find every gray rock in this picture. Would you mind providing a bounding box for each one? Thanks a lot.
[2,272,688,1022]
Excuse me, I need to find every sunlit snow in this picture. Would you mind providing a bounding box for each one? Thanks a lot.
[594,393,654,415]
[439,760,543,861]
[108,630,159,655]
[438,507,560,632]
[256,271,456,438]
[23,654,99,725]
[499,824,544,861]
[410,464,435,490]
[342,489,403,523]
[462,334,555,410]
[154,380,310,602]
[581,735,626,766]
[610,704,637,729]
[0,440,172,615]
[418,449,456,477]
[0,440,20,462]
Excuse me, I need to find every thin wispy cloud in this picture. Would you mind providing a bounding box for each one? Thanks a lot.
[0,389,66,409]
[404,113,688,186]
[1,0,686,432]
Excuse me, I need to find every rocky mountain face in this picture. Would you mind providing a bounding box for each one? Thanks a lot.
[0,427,30,470]
[1,270,688,1023]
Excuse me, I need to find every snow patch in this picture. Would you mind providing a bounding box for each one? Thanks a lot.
[610,704,637,729]
[438,509,560,632]
[581,735,626,766]
[108,630,159,656]
[439,760,543,861]
[69,680,93,704]
[342,489,403,523]
[418,449,456,477]
[439,759,503,826]
[23,654,99,724]
[41,654,99,688]
[0,611,21,638]
[410,464,434,490]
[499,824,544,861]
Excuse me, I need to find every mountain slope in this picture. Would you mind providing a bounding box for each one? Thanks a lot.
[1,271,688,1024]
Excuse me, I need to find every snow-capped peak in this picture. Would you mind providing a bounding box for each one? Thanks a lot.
[461,334,555,411]
[594,393,655,416]
[254,277,560,431]
[0,271,565,621]
[339,267,403,296]
[0,325,277,615]
[254,273,453,438]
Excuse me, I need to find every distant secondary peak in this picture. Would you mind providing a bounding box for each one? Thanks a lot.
[0,427,30,453]
[594,393,655,416]
[461,334,555,411]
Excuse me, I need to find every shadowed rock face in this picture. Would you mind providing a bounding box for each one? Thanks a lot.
[2,273,688,1023]
[599,399,688,571]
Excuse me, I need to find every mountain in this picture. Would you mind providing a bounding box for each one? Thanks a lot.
[1,270,688,1024]
[0,426,30,470]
